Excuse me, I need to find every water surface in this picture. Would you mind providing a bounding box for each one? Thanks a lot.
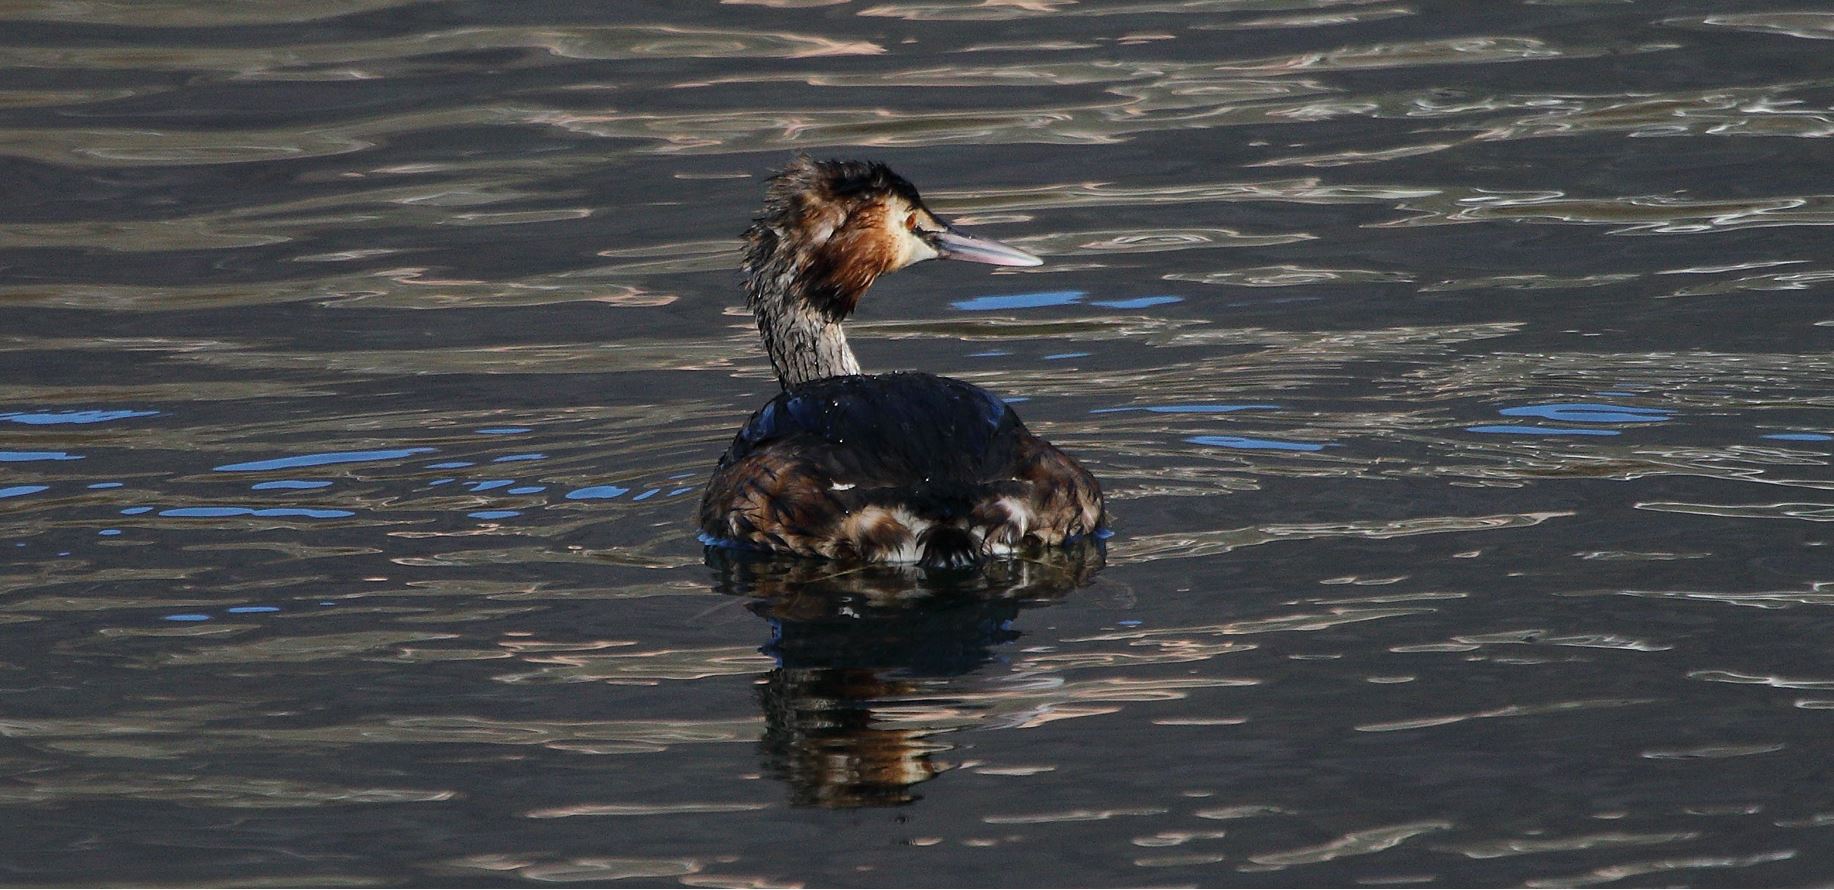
[4,1,1834,885]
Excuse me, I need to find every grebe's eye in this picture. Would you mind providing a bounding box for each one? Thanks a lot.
[905,212,920,232]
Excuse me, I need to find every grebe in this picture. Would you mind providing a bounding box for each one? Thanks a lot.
[699,157,1104,568]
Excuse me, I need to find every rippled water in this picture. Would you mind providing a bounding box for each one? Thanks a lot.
[4,1,1834,885]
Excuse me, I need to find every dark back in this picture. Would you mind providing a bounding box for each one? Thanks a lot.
[719,372,1025,489]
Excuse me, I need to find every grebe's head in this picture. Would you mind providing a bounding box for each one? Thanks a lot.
[746,156,1042,319]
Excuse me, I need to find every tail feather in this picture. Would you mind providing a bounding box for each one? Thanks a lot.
[917,525,982,570]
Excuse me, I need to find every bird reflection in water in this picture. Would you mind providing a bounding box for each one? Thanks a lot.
[705,540,1104,807]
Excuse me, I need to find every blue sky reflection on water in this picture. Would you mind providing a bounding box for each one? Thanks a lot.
[1,409,159,425]
[1499,403,1674,424]
[156,506,355,519]
[1187,434,1329,451]
[213,448,438,472]
[0,450,83,461]
[951,290,1087,311]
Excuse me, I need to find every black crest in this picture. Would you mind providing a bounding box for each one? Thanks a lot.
[766,155,923,212]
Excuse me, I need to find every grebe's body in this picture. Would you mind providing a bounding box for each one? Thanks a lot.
[703,371,1101,566]
[700,158,1103,568]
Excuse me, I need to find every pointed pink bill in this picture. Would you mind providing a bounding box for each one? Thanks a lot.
[933,226,1043,267]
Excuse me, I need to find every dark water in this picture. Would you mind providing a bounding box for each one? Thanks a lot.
[4,0,1834,885]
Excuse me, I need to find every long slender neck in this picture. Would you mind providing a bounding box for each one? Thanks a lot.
[752,291,861,389]
[743,236,864,390]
